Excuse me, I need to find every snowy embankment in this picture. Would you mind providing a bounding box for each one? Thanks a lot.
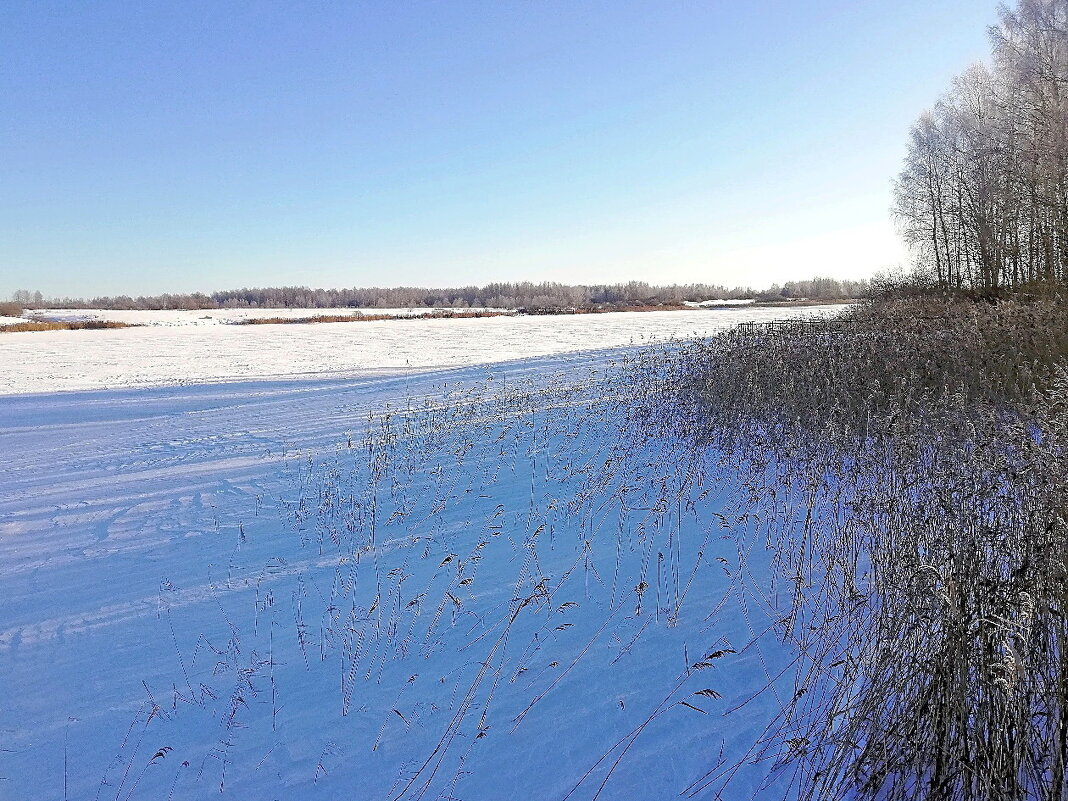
[0,306,834,396]
[0,310,840,799]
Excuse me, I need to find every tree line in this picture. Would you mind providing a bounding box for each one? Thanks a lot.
[8,277,867,311]
[895,0,1068,290]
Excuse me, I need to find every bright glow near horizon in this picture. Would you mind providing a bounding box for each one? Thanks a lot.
[0,1,1000,297]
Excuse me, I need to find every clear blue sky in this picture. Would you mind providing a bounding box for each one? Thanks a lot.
[1,0,1001,298]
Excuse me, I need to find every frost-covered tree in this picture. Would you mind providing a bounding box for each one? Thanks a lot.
[895,0,1068,289]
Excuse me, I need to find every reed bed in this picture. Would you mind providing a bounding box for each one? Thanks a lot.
[0,319,136,333]
[631,296,1068,800]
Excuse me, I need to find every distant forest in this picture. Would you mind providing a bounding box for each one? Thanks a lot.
[8,277,867,311]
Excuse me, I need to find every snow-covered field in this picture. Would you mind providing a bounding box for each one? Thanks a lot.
[0,310,836,800]
[0,306,835,395]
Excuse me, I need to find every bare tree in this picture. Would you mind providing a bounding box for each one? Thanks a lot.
[895,0,1068,290]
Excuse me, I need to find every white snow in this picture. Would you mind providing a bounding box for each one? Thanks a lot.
[0,305,838,395]
[0,309,836,799]
[682,298,757,307]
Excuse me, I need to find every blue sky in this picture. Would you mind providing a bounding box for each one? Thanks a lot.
[1,1,1001,297]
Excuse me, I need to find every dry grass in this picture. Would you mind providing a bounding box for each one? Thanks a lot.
[0,319,136,333]
[631,295,1068,801]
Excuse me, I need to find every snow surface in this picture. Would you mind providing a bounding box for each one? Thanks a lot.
[0,309,839,799]
[682,299,756,307]
[0,356,802,801]
[0,305,835,396]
